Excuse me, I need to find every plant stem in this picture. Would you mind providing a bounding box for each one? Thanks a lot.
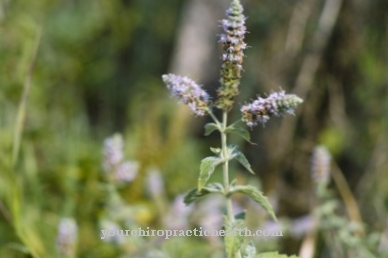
[208,109,221,127]
[221,110,242,258]
[221,111,232,220]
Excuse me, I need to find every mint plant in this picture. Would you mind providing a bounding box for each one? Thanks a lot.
[162,0,302,257]
[311,146,380,258]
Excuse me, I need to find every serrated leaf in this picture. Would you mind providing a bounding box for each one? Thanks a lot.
[225,124,254,144]
[243,242,257,258]
[210,147,221,154]
[204,123,220,136]
[233,150,255,174]
[225,217,245,258]
[184,183,224,205]
[256,252,300,258]
[230,185,277,221]
[198,156,222,190]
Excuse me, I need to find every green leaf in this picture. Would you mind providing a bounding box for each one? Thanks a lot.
[204,123,220,136]
[210,147,221,154]
[225,217,245,258]
[234,210,246,221]
[233,150,255,174]
[230,185,277,221]
[184,183,224,205]
[225,124,254,144]
[256,252,300,258]
[198,156,222,190]
[227,144,238,156]
[243,242,257,258]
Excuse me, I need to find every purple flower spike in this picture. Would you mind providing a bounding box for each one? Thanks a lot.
[162,74,210,116]
[241,90,303,127]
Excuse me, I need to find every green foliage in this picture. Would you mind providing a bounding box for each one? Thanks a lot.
[1,0,387,256]
[232,148,255,174]
[184,184,224,205]
[198,156,223,190]
[243,242,257,258]
[224,124,253,144]
[229,186,277,222]
[224,217,246,258]
[205,123,221,136]
[256,252,300,258]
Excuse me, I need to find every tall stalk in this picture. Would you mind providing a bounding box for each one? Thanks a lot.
[162,1,303,256]
[220,110,241,258]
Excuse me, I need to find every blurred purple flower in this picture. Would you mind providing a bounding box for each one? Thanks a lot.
[164,195,193,230]
[146,168,165,197]
[102,134,139,183]
[115,161,139,182]
[57,217,77,257]
[102,134,124,172]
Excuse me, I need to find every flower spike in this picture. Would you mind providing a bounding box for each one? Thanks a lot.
[217,0,247,110]
[162,74,210,116]
[241,90,303,127]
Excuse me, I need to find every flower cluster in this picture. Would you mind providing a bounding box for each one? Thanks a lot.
[241,90,303,127]
[57,218,78,257]
[217,0,247,110]
[103,134,138,183]
[311,146,331,185]
[162,74,210,116]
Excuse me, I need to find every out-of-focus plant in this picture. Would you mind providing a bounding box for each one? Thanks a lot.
[308,146,381,258]
[98,134,225,258]
[162,1,303,257]
[99,133,146,255]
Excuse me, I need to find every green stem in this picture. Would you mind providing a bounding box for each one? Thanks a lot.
[207,109,221,127]
[221,110,242,258]
[221,112,232,219]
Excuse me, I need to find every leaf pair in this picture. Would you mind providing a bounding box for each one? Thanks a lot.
[185,184,276,222]
[198,145,254,191]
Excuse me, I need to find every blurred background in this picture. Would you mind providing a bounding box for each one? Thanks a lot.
[0,0,387,257]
